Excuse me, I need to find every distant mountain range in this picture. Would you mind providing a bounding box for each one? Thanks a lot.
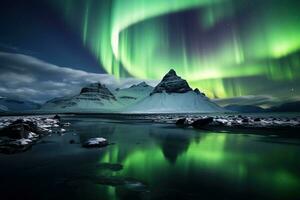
[0,97,40,113]
[1,69,299,114]
[40,69,224,113]
[224,101,300,113]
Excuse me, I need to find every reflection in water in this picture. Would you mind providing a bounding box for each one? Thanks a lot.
[71,118,300,200]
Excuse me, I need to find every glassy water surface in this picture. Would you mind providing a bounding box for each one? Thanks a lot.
[1,116,300,200]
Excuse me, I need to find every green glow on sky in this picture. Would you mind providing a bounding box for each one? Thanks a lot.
[51,0,300,98]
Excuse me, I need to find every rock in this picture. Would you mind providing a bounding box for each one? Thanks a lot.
[69,139,75,144]
[80,82,116,100]
[192,117,214,129]
[11,138,32,146]
[0,116,72,154]
[150,69,193,95]
[0,120,41,139]
[0,138,34,154]
[254,118,261,122]
[175,118,189,126]
[53,114,61,121]
[241,118,249,123]
[63,122,71,127]
[82,137,108,148]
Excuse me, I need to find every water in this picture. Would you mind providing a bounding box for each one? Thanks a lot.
[1,116,300,200]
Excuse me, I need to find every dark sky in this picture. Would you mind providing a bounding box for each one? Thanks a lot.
[0,0,299,106]
[0,0,102,73]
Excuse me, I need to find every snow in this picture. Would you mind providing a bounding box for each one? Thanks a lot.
[86,137,107,145]
[41,93,124,113]
[124,91,224,113]
[41,82,153,113]
[114,84,153,107]
[15,138,32,145]
[28,132,37,139]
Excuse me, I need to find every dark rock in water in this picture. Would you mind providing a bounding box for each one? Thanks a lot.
[150,69,193,95]
[242,118,249,123]
[97,163,123,171]
[176,118,189,126]
[254,118,261,122]
[82,137,108,148]
[69,139,75,144]
[192,117,214,129]
[53,114,61,121]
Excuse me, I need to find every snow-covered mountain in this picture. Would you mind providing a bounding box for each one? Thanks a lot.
[150,69,192,95]
[41,82,153,113]
[0,97,40,113]
[114,82,153,107]
[41,83,123,112]
[125,69,224,113]
[41,70,225,114]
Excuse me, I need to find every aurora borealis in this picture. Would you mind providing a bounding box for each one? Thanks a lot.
[0,0,299,102]
[48,0,300,99]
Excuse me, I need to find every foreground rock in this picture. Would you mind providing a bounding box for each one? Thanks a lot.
[0,119,42,139]
[191,117,214,129]
[171,115,300,131]
[82,137,108,148]
[0,115,70,154]
[175,118,189,127]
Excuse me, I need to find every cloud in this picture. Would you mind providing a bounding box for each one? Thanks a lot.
[0,52,158,103]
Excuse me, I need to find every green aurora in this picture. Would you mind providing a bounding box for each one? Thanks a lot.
[50,0,300,99]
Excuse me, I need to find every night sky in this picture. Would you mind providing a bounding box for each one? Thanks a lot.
[0,0,299,106]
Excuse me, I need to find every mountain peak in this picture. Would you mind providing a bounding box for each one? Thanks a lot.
[130,81,150,88]
[165,69,177,76]
[150,69,192,95]
[80,82,116,100]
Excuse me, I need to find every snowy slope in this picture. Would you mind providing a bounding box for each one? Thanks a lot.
[114,82,153,107]
[41,96,123,113]
[41,83,124,112]
[40,70,225,114]
[124,91,224,113]
[125,69,225,113]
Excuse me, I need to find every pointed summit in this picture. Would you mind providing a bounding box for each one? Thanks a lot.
[150,69,192,95]
[165,69,177,77]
